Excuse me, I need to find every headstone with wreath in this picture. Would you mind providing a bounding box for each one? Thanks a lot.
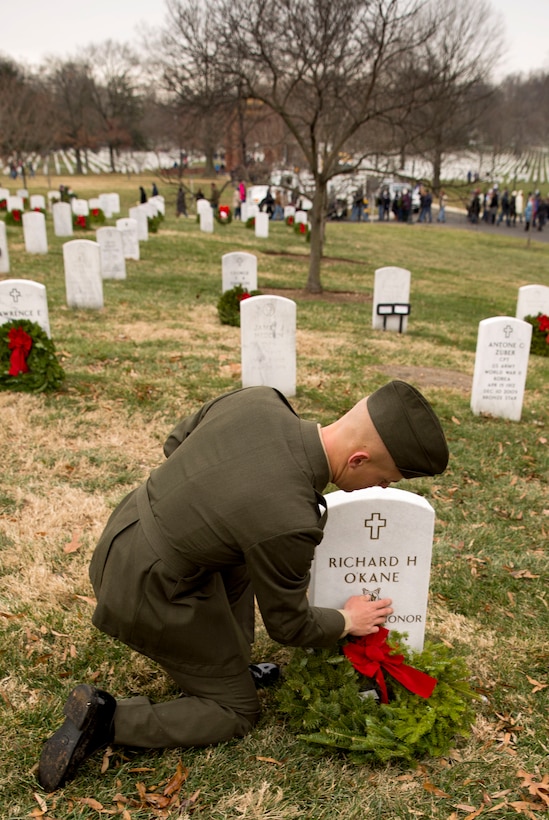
[0,278,51,336]
[0,187,10,205]
[221,252,258,294]
[96,227,126,280]
[53,202,73,237]
[516,283,549,320]
[276,485,477,764]
[0,221,10,274]
[116,218,140,261]
[470,316,532,421]
[23,212,48,254]
[150,195,165,215]
[309,487,435,652]
[63,239,104,310]
[240,294,296,397]
[7,195,24,213]
[47,190,61,210]
[30,194,46,211]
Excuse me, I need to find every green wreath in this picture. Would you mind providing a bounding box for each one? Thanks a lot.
[0,319,65,393]
[524,313,549,357]
[276,634,479,764]
[4,209,23,226]
[217,285,261,326]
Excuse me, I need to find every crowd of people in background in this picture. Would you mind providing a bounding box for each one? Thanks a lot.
[467,185,547,231]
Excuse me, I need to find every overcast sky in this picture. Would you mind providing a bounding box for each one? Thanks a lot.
[2,0,549,78]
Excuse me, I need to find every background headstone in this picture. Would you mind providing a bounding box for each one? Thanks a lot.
[63,239,104,310]
[7,195,24,212]
[199,206,214,233]
[0,278,51,335]
[30,194,46,211]
[0,221,10,274]
[96,226,126,280]
[294,209,307,224]
[0,187,10,203]
[255,212,269,238]
[516,284,549,320]
[99,193,120,218]
[240,294,296,396]
[372,266,411,333]
[284,205,296,221]
[308,487,435,651]
[52,201,73,237]
[129,205,149,241]
[23,211,48,254]
[47,190,61,209]
[116,218,140,260]
[471,316,532,421]
[71,198,90,216]
[222,252,258,293]
[16,188,28,200]
[150,194,165,215]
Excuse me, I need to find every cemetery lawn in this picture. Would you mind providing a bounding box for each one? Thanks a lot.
[1,174,548,819]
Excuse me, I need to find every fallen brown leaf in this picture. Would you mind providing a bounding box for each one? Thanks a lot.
[64,529,82,553]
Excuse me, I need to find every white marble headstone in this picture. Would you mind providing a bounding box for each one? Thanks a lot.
[255,212,269,238]
[30,194,46,211]
[471,316,532,421]
[240,294,296,397]
[96,227,126,280]
[23,212,48,254]
[71,198,90,216]
[0,187,10,203]
[116,218,140,261]
[284,205,296,220]
[0,278,51,336]
[47,190,61,209]
[53,201,73,237]
[0,221,10,274]
[200,207,214,233]
[221,252,258,293]
[516,284,549,321]
[309,487,435,651]
[372,266,411,333]
[7,196,24,212]
[129,205,149,241]
[63,240,104,310]
[16,188,28,199]
[150,195,165,215]
[196,199,211,217]
[294,209,307,225]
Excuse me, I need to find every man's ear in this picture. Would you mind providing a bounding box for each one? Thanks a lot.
[348,450,370,468]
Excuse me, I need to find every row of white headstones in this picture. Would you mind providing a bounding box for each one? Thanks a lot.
[1,217,547,650]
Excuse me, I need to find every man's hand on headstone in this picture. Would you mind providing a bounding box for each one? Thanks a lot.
[342,595,393,636]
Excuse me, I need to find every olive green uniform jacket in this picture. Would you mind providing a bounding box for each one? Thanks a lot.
[89,387,345,678]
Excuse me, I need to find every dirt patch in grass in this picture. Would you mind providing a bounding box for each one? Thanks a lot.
[261,286,370,303]
[376,364,472,392]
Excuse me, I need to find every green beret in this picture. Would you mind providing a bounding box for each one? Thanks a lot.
[367,380,449,478]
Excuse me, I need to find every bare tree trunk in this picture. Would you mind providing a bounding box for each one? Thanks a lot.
[306,183,326,294]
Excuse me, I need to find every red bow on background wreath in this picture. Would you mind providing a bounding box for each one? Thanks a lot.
[343,627,437,704]
[8,326,33,375]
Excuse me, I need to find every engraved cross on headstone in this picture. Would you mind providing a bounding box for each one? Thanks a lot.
[9,288,22,303]
[503,324,514,338]
[364,512,387,539]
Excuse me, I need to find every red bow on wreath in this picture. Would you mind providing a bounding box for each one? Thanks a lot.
[8,326,33,375]
[343,627,437,704]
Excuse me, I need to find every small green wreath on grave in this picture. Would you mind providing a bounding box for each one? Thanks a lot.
[73,213,90,230]
[0,319,65,392]
[148,215,162,233]
[524,313,549,357]
[4,209,23,226]
[217,284,261,327]
[89,207,106,225]
[245,216,255,229]
[215,206,232,225]
[276,630,479,764]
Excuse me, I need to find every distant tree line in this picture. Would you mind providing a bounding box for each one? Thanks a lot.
[1,0,548,290]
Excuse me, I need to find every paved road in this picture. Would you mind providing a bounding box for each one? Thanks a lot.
[374,207,549,245]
